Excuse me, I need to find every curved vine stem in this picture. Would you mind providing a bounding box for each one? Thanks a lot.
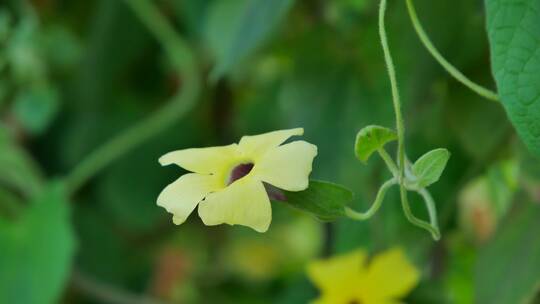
[379,0,405,181]
[417,188,439,229]
[400,188,441,240]
[405,0,499,102]
[345,178,397,220]
[378,0,440,240]
[64,0,201,195]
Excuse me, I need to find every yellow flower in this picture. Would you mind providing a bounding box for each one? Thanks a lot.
[307,248,420,304]
[157,128,317,232]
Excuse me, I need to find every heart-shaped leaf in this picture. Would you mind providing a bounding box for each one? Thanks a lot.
[412,148,450,188]
[281,180,354,221]
[354,125,397,163]
[485,0,540,155]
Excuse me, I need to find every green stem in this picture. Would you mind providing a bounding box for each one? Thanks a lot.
[400,187,441,240]
[64,0,201,195]
[345,178,397,220]
[377,148,399,177]
[418,188,439,229]
[378,0,405,180]
[379,0,440,240]
[405,0,499,102]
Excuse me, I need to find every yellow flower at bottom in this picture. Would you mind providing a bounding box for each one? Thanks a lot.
[307,248,419,304]
[157,128,317,232]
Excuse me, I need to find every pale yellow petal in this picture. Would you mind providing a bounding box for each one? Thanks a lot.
[159,144,240,175]
[239,128,304,159]
[157,173,221,225]
[307,249,367,294]
[197,178,271,233]
[252,141,317,191]
[363,248,420,300]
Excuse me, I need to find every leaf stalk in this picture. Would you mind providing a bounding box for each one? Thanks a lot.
[405,0,499,102]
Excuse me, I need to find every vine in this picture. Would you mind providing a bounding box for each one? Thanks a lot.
[64,0,201,195]
[345,0,451,240]
[405,0,499,102]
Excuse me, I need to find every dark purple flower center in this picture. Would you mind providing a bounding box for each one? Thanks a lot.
[227,163,254,185]
[226,163,287,201]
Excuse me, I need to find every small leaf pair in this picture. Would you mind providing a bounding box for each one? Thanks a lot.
[352,124,450,240]
[354,125,450,187]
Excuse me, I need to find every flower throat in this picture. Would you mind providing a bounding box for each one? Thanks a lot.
[227,163,254,185]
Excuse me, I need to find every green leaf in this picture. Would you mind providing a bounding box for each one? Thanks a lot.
[354,125,397,162]
[0,182,76,304]
[485,0,540,155]
[209,0,294,80]
[475,202,540,304]
[281,180,354,221]
[412,148,450,188]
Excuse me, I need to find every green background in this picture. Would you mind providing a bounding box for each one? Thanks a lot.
[0,0,539,303]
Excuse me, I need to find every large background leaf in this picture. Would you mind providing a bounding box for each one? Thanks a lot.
[0,183,75,304]
[485,0,540,155]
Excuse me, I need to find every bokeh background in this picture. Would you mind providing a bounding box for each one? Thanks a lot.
[1,0,539,303]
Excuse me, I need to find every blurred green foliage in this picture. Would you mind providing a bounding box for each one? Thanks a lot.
[0,182,74,304]
[0,0,539,303]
